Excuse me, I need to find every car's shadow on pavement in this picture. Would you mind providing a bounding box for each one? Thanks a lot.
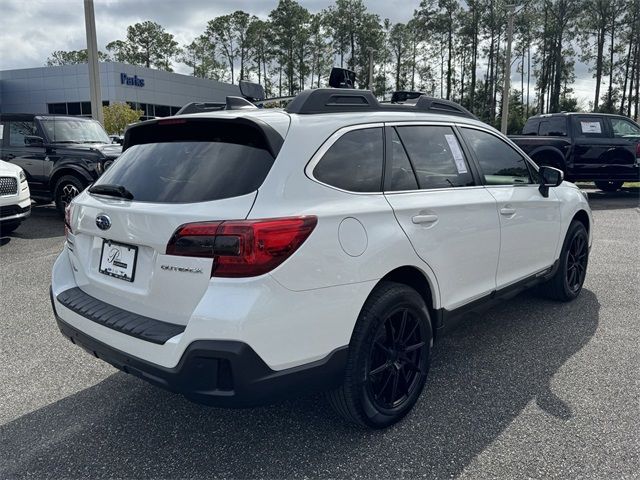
[585,186,640,211]
[0,289,599,479]
[4,204,62,241]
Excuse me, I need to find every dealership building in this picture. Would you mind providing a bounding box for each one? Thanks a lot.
[0,62,240,118]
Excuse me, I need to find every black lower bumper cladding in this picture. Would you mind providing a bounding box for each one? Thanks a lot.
[51,288,348,407]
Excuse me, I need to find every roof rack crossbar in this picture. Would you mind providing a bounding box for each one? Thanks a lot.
[285,89,476,119]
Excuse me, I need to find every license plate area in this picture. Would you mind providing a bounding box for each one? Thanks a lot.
[99,239,138,282]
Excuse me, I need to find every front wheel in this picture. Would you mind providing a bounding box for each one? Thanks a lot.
[594,180,623,192]
[54,175,86,216]
[541,220,589,302]
[327,281,433,429]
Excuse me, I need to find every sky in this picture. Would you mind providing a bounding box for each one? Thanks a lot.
[0,0,597,104]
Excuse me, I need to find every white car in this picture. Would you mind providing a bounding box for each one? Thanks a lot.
[51,90,592,428]
[0,160,30,235]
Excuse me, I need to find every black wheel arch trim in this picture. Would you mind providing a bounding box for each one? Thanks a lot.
[50,165,95,189]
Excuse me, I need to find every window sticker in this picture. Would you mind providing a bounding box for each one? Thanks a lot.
[444,134,468,174]
[580,121,602,134]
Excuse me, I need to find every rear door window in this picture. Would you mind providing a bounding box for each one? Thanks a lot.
[93,122,275,203]
[574,117,607,138]
[313,127,384,192]
[388,128,419,191]
[395,125,474,189]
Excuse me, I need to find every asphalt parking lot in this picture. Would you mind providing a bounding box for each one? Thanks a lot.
[1,187,638,479]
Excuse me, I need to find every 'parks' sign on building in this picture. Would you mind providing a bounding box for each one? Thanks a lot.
[120,73,145,87]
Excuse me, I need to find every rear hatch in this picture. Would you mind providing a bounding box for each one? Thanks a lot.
[65,114,288,325]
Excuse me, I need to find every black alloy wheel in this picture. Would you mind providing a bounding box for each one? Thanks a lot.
[541,220,589,302]
[566,231,588,295]
[366,308,426,412]
[327,281,432,428]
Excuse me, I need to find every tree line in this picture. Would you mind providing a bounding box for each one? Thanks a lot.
[46,0,640,131]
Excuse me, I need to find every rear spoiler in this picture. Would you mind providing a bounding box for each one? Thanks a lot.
[122,116,285,158]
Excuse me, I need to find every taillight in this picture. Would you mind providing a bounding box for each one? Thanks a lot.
[64,203,74,239]
[166,216,318,277]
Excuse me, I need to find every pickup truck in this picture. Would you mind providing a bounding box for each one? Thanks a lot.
[0,114,121,214]
[509,112,640,191]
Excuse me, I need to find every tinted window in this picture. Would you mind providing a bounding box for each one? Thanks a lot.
[40,118,110,144]
[610,118,640,138]
[9,121,36,147]
[461,128,532,185]
[574,117,606,138]
[94,141,274,203]
[396,126,474,189]
[48,103,67,115]
[539,117,567,136]
[388,128,418,191]
[314,128,384,192]
[522,119,539,135]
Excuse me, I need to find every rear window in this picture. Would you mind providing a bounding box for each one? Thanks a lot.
[94,121,275,203]
[538,117,567,136]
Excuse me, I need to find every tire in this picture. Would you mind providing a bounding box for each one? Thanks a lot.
[0,221,20,236]
[54,175,86,217]
[594,180,623,192]
[327,281,433,429]
[540,220,589,302]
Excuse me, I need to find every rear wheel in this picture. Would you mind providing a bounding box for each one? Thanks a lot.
[541,220,589,301]
[594,180,623,192]
[327,281,432,429]
[54,175,85,217]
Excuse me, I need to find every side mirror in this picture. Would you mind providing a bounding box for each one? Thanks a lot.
[538,165,564,197]
[24,135,44,147]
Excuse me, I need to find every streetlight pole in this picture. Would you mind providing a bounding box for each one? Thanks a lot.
[84,0,103,124]
[501,4,516,134]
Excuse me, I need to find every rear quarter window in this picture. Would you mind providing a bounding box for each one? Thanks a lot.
[313,127,384,192]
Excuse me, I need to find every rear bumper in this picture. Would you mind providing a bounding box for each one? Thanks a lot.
[51,290,348,407]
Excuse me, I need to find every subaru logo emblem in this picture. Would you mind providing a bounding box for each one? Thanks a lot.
[96,214,111,231]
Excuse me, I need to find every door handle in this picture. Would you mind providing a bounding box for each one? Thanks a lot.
[412,214,438,224]
[500,207,516,216]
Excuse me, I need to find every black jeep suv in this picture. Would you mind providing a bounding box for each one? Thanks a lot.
[0,114,121,214]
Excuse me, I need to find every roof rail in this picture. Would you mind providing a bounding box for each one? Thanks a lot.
[285,88,476,119]
[286,89,380,114]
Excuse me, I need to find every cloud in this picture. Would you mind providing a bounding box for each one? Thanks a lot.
[0,0,597,102]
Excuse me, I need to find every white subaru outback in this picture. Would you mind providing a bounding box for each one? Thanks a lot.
[51,89,592,428]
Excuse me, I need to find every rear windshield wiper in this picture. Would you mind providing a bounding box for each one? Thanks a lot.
[89,184,134,200]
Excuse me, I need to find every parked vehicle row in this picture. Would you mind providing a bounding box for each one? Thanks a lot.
[509,112,640,191]
[51,87,593,429]
[0,114,121,215]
